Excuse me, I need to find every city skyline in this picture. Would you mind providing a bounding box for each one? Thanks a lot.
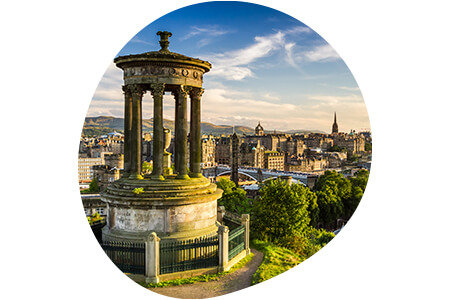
[87,2,370,133]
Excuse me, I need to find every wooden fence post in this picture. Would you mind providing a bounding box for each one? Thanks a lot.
[241,214,250,255]
[218,225,229,272]
[145,232,160,283]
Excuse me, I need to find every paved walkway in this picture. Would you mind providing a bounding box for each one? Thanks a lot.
[149,249,263,299]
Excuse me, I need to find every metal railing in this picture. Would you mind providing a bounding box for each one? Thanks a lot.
[228,225,245,261]
[101,240,146,275]
[159,235,219,275]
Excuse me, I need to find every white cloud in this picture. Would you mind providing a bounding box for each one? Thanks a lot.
[284,42,297,67]
[339,86,361,92]
[182,26,230,39]
[203,27,341,80]
[303,44,340,62]
[205,31,286,80]
[181,25,231,47]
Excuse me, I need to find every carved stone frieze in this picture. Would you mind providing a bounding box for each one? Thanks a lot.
[124,65,204,81]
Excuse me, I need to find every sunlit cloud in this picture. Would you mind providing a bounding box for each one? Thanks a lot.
[181,25,231,47]
[303,44,340,62]
[339,86,361,92]
[205,31,286,80]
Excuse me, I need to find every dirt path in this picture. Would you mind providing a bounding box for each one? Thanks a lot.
[149,249,263,299]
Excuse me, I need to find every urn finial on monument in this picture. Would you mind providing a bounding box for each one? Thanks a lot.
[157,31,172,52]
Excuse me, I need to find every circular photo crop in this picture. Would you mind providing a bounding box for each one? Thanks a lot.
[79,1,371,297]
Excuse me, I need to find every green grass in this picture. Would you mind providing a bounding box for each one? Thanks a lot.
[144,252,254,288]
[250,239,304,285]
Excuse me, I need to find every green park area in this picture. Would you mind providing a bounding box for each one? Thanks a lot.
[216,169,369,283]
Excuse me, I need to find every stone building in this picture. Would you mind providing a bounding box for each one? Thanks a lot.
[215,136,232,165]
[264,151,285,170]
[285,155,328,172]
[239,140,265,169]
[332,133,365,155]
[92,153,124,191]
[285,136,306,156]
[78,156,103,182]
[201,135,216,168]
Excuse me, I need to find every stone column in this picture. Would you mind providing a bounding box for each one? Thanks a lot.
[241,214,251,255]
[218,225,229,272]
[173,85,191,179]
[189,88,204,178]
[217,206,226,224]
[149,83,165,180]
[129,84,145,180]
[122,85,133,175]
[145,232,160,284]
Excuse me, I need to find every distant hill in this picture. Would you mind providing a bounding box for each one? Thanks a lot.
[284,129,328,134]
[82,116,326,137]
[82,116,254,137]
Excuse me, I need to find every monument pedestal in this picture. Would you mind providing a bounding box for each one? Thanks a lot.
[101,176,222,242]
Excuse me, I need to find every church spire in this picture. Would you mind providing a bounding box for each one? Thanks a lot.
[332,112,339,134]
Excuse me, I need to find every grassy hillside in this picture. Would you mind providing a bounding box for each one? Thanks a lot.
[251,240,304,284]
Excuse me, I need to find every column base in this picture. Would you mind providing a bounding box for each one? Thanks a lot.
[145,276,160,284]
[149,174,165,181]
[176,174,190,180]
[128,174,144,180]
[189,172,203,178]
[163,168,173,176]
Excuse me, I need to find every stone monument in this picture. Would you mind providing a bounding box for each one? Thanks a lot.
[100,31,223,242]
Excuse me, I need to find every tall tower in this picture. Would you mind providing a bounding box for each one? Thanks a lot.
[332,112,339,134]
[255,122,264,136]
[230,133,240,186]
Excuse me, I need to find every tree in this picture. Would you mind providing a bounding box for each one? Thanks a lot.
[216,178,251,215]
[313,171,351,229]
[329,145,347,152]
[88,177,100,193]
[316,186,344,229]
[344,169,369,218]
[252,179,317,242]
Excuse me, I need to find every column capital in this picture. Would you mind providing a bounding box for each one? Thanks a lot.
[190,87,204,99]
[123,84,146,96]
[172,85,192,98]
[150,83,165,97]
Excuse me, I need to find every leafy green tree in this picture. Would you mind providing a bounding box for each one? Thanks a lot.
[313,171,351,229]
[252,180,317,242]
[315,170,351,201]
[88,177,100,193]
[216,178,251,215]
[316,186,344,228]
[329,145,347,152]
[344,169,369,218]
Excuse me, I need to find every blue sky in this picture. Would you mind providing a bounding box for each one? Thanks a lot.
[88,1,370,133]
